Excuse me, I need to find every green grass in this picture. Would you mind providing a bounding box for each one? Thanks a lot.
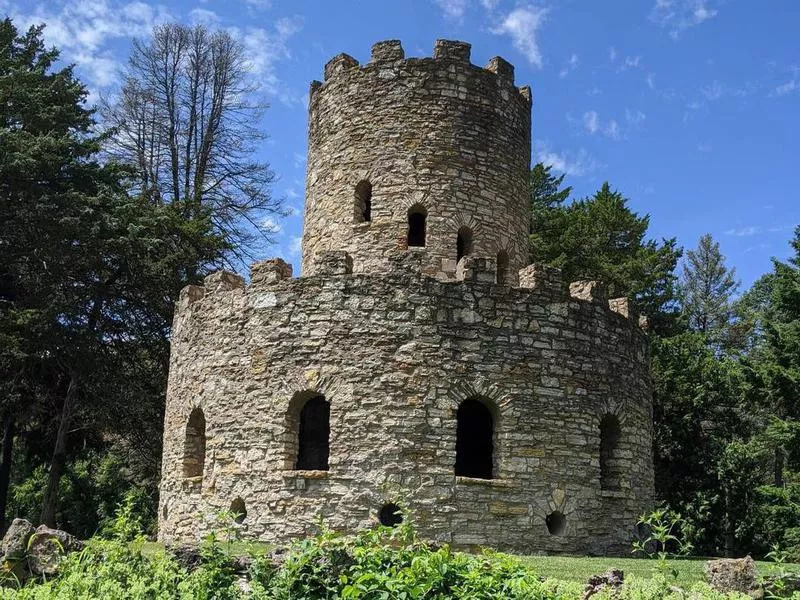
[518,555,792,587]
[139,539,797,588]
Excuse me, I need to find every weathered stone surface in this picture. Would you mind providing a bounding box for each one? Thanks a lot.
[157,39,654,557]
[705,556,758,594]
[1,518,35,562]
[583,569,624,600]
[27,525,82,576]
[301,39,531,284]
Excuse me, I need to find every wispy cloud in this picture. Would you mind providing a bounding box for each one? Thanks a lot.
[8,0,172,95]
[646,73,656,90]
[433,0,469,20]
[490,5,548,68]
[189,8,220,26]
[625,109,647,126]
[696,141,712,152]
[234,16,304,100]
[559,53,579,78]
[536,143,600,177]
[725,226,761,237]
[620,55,641,71]
[608,47,617,62]
[583,111,600,134]
[651,0,720,39]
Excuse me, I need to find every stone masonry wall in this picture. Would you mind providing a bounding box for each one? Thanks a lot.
[158,254,653,556]
[301,40,532,283]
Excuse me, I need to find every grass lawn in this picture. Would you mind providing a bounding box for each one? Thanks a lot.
[518,555,792,587]
[140,539,797,588]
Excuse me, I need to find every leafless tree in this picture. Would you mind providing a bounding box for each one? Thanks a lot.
[103,24,282,258]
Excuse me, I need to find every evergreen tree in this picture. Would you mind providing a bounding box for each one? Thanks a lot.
[0,18,222,531]
[680,233,739,337]
[530,180,682,334]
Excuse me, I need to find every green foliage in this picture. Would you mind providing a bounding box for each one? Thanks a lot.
[633,507,693,582]
[680,233,739,340]
[529,176,682,334]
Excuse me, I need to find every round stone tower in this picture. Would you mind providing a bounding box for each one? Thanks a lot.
[157,39,654,557]
[302,40,532,283]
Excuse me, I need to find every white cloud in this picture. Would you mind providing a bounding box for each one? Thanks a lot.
[490,5,548,68]
[651,0,719,39]
[621,55,641,70]
[8,0,172,96]
[433,0,469,20]
[290,236,303,256]
[774,79,799,96]
[725,226,761,237]
[536,144,600,177]
[260,216,282,234]
[608,47,617,62]
[701,80,724,101]
[605,120,621,140]
[559,53,579,78]
[234,16,304,98]
[586,86,602,97]
[480,0,500,9]
[244,0,271,11]
[625,109,646,126]
[646,73,656,90]
[583,111,600,134]
[189,8,220,26]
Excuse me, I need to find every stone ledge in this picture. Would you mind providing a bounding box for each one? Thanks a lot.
[599,489,626,499]
[455,476,511,487]
[282,470,330,480]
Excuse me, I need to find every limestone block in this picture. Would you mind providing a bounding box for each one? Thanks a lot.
[433,39,471,62]
[250,259,293,286]
[312,250,353,276]
[204,270,244,293]
[569,280,607,303]
[371,40,404,62]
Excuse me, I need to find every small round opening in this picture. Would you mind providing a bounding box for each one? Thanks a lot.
[546,511,566,535]
[378,503,403,527]
[230,497,247,524]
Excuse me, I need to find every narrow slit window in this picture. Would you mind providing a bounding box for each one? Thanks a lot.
[455,398,494,479]
[457,227,473,262]
[183,407,206,480]
[355,181,372,223]
[496,250,509,284]
[296,394,331,470]
[600,414,622,490]
[407,205,427,247]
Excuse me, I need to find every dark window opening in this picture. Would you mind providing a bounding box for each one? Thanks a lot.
[407,206,427,247]
[496,250,509,284]
[355,180,372,223]
[183,408,206,479]
[600,414,622,490]
[296,395,330,470]
[378,503,403,527]
[457,227,473,262]
[546,511,566,535]
[455,398,494,479]
[230,498,247,524]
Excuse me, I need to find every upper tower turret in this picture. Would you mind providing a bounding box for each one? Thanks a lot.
[301,39,532,283]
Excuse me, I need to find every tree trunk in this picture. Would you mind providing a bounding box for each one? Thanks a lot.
[0,412,15,534]
[41,370,78,527]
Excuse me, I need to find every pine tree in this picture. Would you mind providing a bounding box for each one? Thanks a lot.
[530,179,682,334]
[680,233,739,336]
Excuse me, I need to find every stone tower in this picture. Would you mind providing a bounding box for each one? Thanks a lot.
[302,40,531,283]
[158,40,654,556]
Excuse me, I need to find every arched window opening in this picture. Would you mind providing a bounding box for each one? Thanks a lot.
[455,398,494,479]
[230,497,247,524]
[546,511,566,535]
[296,394,330,470]
[496,250,509,284]
[600,414,622,490]
[407,205,427,247]
[456,227,473,262]
[378,503,403,527]
[355,180,372,223]
[183,408,206,479]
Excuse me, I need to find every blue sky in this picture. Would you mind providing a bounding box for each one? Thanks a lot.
[4,0,799,287]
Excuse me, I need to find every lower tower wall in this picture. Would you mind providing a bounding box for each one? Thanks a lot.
[158,253,653,556]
